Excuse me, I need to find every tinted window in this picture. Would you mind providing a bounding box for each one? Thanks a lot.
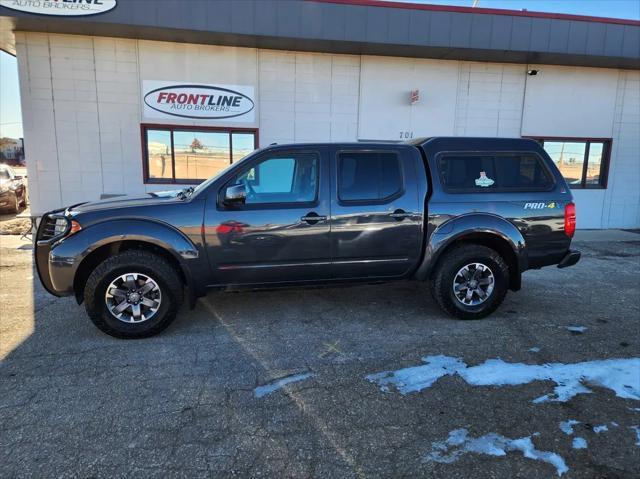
[438,154,552,191]
[229,152,318,205]
[338,152,402,202]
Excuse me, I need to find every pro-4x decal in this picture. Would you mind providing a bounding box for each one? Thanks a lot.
[524,202,560,210]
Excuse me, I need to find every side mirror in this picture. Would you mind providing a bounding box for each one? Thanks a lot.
[224,183,247,205]
[14,175,23,180]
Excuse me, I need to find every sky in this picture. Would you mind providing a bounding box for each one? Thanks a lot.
[0,0,638,139]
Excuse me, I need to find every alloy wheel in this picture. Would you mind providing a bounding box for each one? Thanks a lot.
[105,273,162,323]
[452,262,495,306]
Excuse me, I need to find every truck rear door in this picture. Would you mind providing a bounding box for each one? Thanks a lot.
[329,145,423,279]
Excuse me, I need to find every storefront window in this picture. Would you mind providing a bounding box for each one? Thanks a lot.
[543,142,586,187]
[585,142,604,187]
[146,130,173,180]
[534,138,611,189]
[232,133,256,163]
[143,126,257,184]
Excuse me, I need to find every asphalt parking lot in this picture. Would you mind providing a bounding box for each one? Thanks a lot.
[1,233,639,478]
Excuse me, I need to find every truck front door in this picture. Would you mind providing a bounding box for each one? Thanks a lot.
[205,146,331,285]
[330,146,423,279]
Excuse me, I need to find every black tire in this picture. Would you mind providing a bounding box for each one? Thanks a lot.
[19,191,27,207]
[430,244,509,320]
[84,250,183,339]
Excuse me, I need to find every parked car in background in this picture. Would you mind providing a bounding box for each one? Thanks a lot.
[0,164,27,214]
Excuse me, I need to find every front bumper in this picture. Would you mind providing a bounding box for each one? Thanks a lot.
[34,211,77,297]
[557,249,581,269]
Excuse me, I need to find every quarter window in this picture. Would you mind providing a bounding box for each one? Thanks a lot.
[338,152,402,202]
[438,153,553,191]
[534,138,611,189]
[143,126,258,184]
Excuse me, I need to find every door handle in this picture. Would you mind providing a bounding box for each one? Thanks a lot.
[301,212,327,225]
[390,209,411,221]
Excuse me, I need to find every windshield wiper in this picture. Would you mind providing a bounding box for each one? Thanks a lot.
[177,186,194,200]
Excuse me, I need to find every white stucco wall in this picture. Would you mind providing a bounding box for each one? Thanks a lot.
[15,32,640,229]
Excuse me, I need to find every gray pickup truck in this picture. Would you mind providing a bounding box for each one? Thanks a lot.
[35,137,580,339]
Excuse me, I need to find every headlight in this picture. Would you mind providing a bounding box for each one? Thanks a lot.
[54,218,82,236]
[54,218,68,236]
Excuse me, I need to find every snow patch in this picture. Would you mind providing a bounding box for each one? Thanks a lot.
[572,437,587,449]
[366,355,465,395]
[559,420,579,435]
[565,326,587,333]
[630,426,640,446]
[593,424,608,433]
[423,428,568,477]
[366,355,640,403]
[528,347,541,353]
[254,372,314,398]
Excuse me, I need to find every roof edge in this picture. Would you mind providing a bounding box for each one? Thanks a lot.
[312,0,640,27]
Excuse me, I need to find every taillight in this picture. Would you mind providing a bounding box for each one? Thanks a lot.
[564,202,576,238]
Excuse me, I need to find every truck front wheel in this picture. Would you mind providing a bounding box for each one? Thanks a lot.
[431,244,509,320]
[84,250,183,339]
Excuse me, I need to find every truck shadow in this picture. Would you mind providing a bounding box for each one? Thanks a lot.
[0,262,457,476]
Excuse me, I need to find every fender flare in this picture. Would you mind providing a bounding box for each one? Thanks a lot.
[414,213,527,285]
[50,219,201,300]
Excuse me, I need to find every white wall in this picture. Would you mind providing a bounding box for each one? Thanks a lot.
[603,70,640,229]
[358,56,458,140]
[258,51,360,145]
[522,65,619,138]
[15,32,143,210]
[454,62,525,138]
[15,33,640,229]
[521,65,639,229]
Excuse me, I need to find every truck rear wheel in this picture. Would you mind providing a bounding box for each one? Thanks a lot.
[431,244,508,320]
[84,250,183,339]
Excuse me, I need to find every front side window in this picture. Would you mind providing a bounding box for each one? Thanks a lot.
[143,126,258,183]
[536,139,610,189]
[338,152,402,202]
[437,153,552,192]
[227,152,319,205]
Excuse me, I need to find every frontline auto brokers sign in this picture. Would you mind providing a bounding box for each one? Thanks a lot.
[0,0,116,16]
[143,81,255,122]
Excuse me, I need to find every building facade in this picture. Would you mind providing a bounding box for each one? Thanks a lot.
[1,0,639,228]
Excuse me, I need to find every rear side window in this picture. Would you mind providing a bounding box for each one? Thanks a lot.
[437,153,553,192]
[338,152,402,202]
